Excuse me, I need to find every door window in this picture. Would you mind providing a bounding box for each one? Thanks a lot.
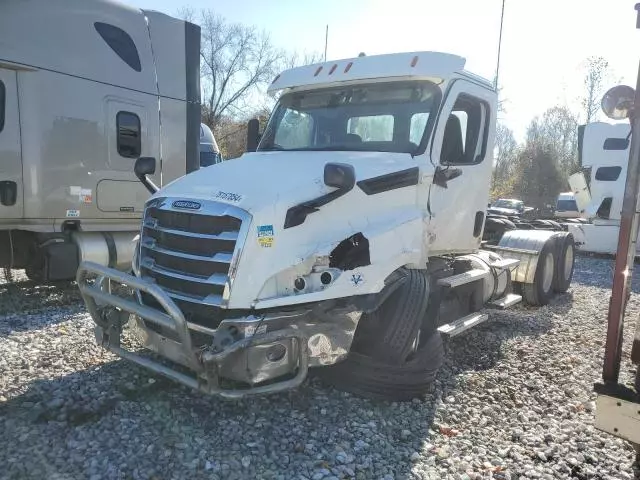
[440,95,489,165]
[117,111,141,158]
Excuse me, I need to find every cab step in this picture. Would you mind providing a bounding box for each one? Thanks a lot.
[437,312,489,337]
[488,258,520,270]
[437,269,489,288]
[486,293,523,309]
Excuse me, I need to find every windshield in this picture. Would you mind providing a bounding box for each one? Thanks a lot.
[258,81,440,154]
[493,199,523,210]
[556,199,578,211]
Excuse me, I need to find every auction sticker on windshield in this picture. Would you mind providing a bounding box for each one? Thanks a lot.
[257,224,274,248]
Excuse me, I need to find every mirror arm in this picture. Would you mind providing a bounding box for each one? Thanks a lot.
[136,172,159,194]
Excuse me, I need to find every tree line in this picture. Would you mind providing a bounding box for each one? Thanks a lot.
[187,9,618,212]
[492,56,617,211]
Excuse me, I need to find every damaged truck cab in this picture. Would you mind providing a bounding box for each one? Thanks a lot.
[78,51,575,400]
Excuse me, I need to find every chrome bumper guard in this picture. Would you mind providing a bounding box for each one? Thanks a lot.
[76,261,309,399]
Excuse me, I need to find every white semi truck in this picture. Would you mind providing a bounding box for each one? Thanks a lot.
[77,51,576,400]
[0,0,201,282]
[566,122,640,256]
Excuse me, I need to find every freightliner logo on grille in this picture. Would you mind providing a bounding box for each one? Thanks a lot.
[172,200,202,210]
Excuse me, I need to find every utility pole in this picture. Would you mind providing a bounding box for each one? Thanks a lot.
[602,3,640,383]
[494,0,506,90]
[324,25,328,62]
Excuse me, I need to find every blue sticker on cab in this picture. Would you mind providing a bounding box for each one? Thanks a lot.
[257,224,274,248]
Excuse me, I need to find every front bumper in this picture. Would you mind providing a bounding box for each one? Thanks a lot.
[76,261,360,398]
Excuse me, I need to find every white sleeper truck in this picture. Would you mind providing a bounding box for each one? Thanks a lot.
[0,0,201,282]
[77,51,576,400]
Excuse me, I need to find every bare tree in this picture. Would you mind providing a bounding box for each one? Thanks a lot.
[491,123,518,199]
[506,115,567,212]
[195,11,285,127]
[537,106,579,176]
[581,56,613,124]
[283,51,325,70]
[492,75,507,116]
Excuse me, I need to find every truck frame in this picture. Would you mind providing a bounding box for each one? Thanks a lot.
[0,0,201,282]
[76,49,576,400]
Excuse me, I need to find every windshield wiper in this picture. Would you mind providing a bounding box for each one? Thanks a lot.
[296,145,372,152]
[258,145,285,151]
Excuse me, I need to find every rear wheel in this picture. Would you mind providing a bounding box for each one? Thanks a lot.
[553,233,575,293]
[522,239,556,306]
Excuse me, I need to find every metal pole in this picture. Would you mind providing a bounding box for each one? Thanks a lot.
[324,25,328,62]
[602,3,640,383]
[494,0,506,89]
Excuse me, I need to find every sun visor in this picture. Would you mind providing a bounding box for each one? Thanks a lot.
[267,51,466,96]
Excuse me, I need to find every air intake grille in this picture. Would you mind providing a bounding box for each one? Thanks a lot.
[138,198,247,327]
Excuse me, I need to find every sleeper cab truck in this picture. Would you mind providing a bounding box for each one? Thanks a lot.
[0,0,201,282]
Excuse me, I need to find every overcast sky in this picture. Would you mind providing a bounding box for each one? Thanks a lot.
[128,0,639,141]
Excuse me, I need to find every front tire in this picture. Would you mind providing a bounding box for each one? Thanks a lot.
[367,268,430,364]
[318,268,444,400]
[318,332,444,401]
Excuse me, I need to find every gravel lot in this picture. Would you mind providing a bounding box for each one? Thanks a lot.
[1,257,639,480]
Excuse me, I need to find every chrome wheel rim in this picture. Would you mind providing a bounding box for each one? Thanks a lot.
[542,252,554,292]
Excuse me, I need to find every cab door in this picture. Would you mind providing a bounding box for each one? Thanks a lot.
[426,79,496,255]
[0,68,23,219]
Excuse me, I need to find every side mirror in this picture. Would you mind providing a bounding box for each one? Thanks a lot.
[284,162,356,229]
[324,162,356,190]
[134,157,159,194]
[601,85,636,120]
[246,118,261,152]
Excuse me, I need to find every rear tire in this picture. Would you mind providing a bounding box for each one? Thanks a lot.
[552,233,575,293]
[522,239,556,306]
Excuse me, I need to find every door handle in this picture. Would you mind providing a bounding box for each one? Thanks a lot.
[433,166,463,188]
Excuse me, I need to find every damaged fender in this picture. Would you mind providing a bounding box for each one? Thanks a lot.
[254,208,424,309]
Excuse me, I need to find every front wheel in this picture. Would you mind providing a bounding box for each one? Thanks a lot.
[318,268,444,400]
[317,332,444,401]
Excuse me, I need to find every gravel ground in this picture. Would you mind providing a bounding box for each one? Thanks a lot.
[1,257,639,480]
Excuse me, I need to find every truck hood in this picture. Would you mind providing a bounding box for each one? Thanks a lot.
[157,150,423,213]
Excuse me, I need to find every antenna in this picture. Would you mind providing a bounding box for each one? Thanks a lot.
[494,0,506,90]
[324,25,328,61]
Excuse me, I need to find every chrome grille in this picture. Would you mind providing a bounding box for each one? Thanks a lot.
[138,198,249,320]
